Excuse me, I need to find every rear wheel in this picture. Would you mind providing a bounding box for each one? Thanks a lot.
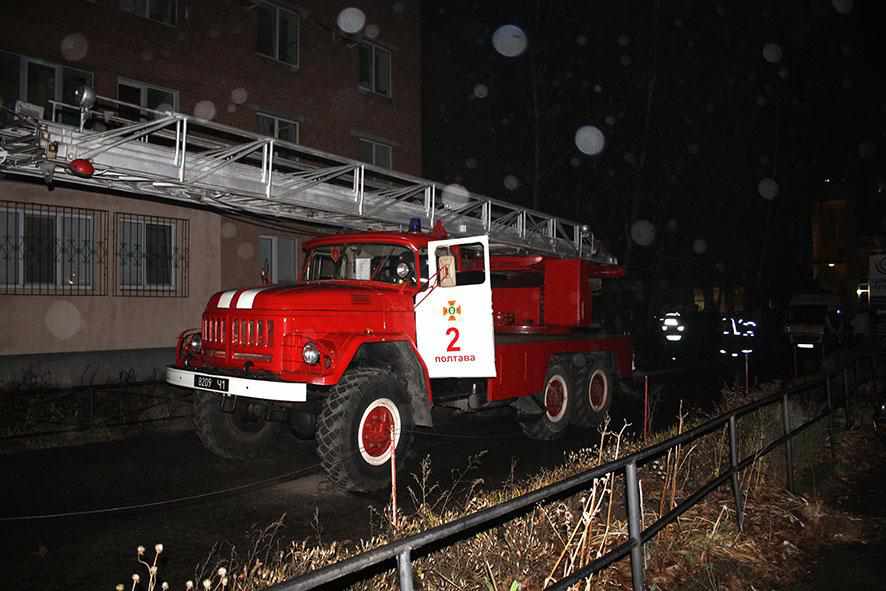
[521,363,575,440]
[193,391,283,459]
[316,368,414,492]
[574,366,613,429]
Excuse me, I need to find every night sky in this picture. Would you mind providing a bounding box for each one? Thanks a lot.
[421,0,885,295]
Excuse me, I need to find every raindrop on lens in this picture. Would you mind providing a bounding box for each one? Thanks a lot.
[337,7,366,34]
[492,24,528,57]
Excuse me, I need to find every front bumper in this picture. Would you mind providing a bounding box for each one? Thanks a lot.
[166,366,307,402]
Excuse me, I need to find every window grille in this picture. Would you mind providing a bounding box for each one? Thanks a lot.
[114,213,188,297]
[0,201,109,296]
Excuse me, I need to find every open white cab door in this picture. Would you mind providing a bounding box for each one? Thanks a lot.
[414,235,497,378]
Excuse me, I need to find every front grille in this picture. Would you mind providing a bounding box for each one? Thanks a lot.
[231,318,274,348]
[202,317,226,344]
[201,316,274,350]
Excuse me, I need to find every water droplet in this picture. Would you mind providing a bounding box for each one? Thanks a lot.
[237,242,255,259]
[193,100,217,120]
[473,83,489,99]
[492,24,528,57]
[832,0,853,15]
[230,88,248,105]
[441,184,472,210]
[337,8,366,34]
[631,220,656,246]
[60,33,89,62]
[574,126,606,155]
[503,175,521,191]
[222,223,238,239]
[45,300,82,340]
[758,177,778,200]
[762,42,782,64]
[365,24,380,39]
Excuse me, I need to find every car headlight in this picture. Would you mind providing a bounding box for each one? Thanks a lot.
[396,261,411,279]
[302,341,320,365]
[187,333,202,352]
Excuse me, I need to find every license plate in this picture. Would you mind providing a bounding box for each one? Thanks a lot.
[194,374,229,392]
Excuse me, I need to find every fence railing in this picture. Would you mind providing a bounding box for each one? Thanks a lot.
[270,353,878,591]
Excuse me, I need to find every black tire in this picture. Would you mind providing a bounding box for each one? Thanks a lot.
[520,363,575,440]
[289,410,317,440]
[316,368,414,492]
[574,365,613,429]
[193,391,283,459]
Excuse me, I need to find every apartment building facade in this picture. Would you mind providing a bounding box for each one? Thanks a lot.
[0,0,422,388]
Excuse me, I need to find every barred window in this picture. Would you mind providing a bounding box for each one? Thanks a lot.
[115,213,188,297]
[0,201,109,295]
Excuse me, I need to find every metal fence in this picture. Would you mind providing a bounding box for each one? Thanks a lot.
[271,354,876,591]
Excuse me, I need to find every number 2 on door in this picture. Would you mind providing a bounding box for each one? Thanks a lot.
[446,327,461,352]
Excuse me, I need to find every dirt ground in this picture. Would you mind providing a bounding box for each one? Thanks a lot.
[778,416,886,591]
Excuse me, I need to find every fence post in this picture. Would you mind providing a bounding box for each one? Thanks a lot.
[625,460,645,591]
[728,415,744,531]
[390,425,398,529]
[842,367,852,429]
[744,353,750,395]
[782,392,794,494]
[643,375,650,441]
[397,549,415,591]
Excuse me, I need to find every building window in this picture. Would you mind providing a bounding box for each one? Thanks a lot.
[0,50,94,125]
[256,112,299,144]
[259,236,297,284]
[117,78,178,121]
[358,138,392,169]
[115,213,188,297]
[0,201,109,295]
[119,0,177,26]
[256,2,300,66]
[358,43,391,96]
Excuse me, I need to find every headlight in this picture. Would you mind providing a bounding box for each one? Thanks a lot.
[187,333,202,352]
[396,261,411,278]
[302,341,320,365]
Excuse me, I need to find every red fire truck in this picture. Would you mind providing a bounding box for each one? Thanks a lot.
[0,91,632,492]
[166,225,631,491]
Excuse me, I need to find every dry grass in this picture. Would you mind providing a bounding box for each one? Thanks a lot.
[120,381,873,590]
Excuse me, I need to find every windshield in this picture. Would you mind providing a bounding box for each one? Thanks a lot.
[304,243,425,286]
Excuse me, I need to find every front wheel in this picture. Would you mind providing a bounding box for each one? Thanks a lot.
[193,391,283,459]
[316,368,414,492]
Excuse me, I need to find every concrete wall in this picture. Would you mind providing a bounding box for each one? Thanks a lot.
[1,181,221,358]
[219,217,311,290]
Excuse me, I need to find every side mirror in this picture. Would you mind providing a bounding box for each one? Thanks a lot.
[438,255,456,287]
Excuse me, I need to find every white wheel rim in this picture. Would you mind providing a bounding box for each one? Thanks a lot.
[544,375,569,422]
[588,369,609,412]
[357,398,401,466]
